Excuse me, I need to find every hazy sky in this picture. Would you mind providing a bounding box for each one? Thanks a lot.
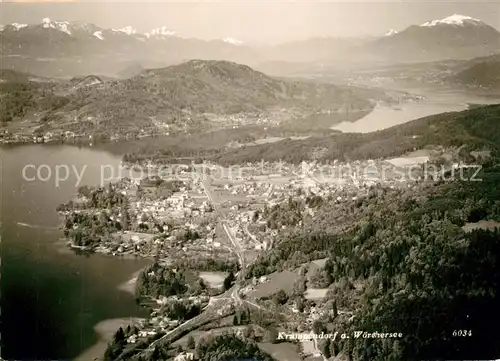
[1,1,500,44]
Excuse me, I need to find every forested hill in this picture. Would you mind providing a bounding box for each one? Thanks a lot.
[246,153,500,360]
[1,61,381,141]
[238,103,500,361]
[215,103,500,164]
[81,59,372,121]
[449,56,500,89]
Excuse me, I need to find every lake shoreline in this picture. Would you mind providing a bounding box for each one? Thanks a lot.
[73,267,149,361]
[73,317,146,361]
[331,98,468,134]
[1,144,154,361]
[117,267,146,296]
[331,91,500,134]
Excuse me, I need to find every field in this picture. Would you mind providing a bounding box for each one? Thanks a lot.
[173,326,247,348]
[304,288,329,301]
[304,259,330,300]
[308,258,328,269]
[214,189,249,203]
[244,250,260,265]
[214,222,232,247]
[385,156,430,167]
[306,258,328,281]
[300,339,318,356]
[199,271,227,288]
[249,269,300,299]
[463,220,500,232]
[241,136,286,146]
[258,342,303,361]
[251,175,292,184]
[120,232,156,243]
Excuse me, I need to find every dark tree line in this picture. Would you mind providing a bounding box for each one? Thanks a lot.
[135,262,189,299]
[194,334,275,361]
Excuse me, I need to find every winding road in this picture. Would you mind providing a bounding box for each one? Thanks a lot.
[130,176,266,358]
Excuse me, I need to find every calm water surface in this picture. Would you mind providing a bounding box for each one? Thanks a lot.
[0,144,150,360]
[332,90,500,133]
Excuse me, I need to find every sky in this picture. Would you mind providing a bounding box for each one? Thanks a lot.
[1,1,500,44]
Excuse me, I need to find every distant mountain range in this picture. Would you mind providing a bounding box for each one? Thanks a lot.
[1,14,499,77]
[339,52,500,91]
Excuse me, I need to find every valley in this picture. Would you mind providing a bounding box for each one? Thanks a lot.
[2,8,500,361]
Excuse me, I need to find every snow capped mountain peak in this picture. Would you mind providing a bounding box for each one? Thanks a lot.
[420,14,483,27]
[112,26,137,35]
[42,17,72,35]
[69,21,100,33]
[93,30,104,40]
[0,25,4,32]
[385,29,398,36]
[146,26,176,38]
[11,23,28,31]
[222,37,243,45]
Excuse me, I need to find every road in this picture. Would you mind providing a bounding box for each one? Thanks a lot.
[242,298,265,311]
[222,222,269,312]
[202,178,264,311]
[222,221,245,307]
[142,298,231,353]
[139,176,264,355]
[129,179,236,356]
[244,223,258,244]
[201,177,245,303]
[201,178,216,206]
[222,222,243,262]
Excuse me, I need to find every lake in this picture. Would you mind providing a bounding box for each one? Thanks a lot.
[331,90,500,133]
[0,144,150,360]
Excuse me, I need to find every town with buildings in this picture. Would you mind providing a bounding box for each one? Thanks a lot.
[55,152,438,361]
